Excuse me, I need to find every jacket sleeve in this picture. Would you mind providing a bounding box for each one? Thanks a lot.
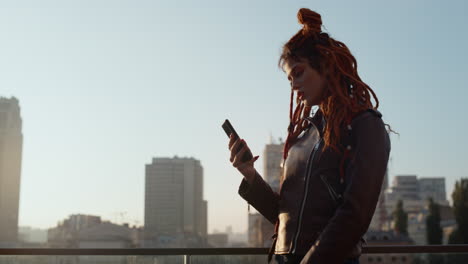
[238,170,279,224]
[300,113,391,264]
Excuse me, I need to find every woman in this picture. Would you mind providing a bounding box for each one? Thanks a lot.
[228,8,392,264]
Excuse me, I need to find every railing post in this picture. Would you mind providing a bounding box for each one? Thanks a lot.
[184,254,191,264]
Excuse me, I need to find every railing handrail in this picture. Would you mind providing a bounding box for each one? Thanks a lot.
[0,245,467,255]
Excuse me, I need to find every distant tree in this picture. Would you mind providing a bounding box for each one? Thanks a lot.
[393,200,408,235]
[426,198,443,244]
[452,178,468,243]
[446,178,468,264]
[426,198,444,264]
[446,229,467,264]
[448,229,463,244]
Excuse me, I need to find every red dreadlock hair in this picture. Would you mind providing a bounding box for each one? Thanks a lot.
[280,8,381,161]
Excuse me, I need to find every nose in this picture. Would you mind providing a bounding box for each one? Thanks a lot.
[290,80,301,91]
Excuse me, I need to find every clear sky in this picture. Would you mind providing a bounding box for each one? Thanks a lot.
[1,0,467,233]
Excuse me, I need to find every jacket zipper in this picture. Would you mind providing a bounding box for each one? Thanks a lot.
[291,138,322,254]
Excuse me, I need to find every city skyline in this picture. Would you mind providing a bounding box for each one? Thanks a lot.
[4,97,460,240]
[1,0,467,234]
[2,93,466,234]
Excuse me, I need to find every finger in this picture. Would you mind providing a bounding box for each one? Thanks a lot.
[241,139,249,148]
[241,140,253,156]
[231,141,244,163]
[230,140,240,162]
[229,139,243,161]
[232,144,248,167]
[229,137,241,152]
[228,134,237,149]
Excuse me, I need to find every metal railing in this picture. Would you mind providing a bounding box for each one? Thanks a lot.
[1,245,468,255]
[0,245,467,264]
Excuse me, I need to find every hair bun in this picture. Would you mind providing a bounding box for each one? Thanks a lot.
[297,8,322,35]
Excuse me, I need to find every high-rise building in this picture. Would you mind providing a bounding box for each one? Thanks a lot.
[0,97,23,246]
[387,175,420,201]
[385,175,449,212]
[418,177,446,204]
[382,175,450,244]
[385,175,426,217]
[144,156,207,247]
[263,140,284,192]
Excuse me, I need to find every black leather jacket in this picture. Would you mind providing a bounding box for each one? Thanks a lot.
[238,109,391,264]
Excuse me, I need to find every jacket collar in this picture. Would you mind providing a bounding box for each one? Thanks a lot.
[304,109,325,138]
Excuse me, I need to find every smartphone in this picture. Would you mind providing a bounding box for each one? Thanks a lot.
[222,119,253,163]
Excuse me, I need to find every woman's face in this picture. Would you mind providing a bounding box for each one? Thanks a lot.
[283,58,327,107]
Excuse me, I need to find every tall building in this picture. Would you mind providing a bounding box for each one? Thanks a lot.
[385,175,428,218]
[144,156,207,247]
[383,175,450,244]
[418,177,446,204]
[385,175,449,212]
[0,97,23,246]
[263,140,284,192]
[387,175,420,201]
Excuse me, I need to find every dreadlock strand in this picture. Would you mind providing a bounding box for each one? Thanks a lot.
[289,89,294,121]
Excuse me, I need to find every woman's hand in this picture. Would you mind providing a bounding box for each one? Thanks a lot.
[228,134,259,184]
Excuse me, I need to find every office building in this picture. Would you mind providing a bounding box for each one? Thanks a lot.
[144,156,208,247]
[0,97,23,246]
